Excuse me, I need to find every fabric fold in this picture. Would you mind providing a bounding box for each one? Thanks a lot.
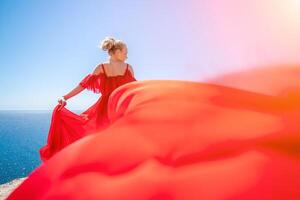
[79,73,104,94]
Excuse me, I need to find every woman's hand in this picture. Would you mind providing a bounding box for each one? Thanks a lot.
[57,96,67,111]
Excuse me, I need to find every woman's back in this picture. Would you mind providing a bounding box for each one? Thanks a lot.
[102,62,130,77]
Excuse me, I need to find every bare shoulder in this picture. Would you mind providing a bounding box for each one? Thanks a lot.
[127,63,135,76]
[92,63,104,75]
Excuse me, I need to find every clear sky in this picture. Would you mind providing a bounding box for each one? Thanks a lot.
[1,0,300,110]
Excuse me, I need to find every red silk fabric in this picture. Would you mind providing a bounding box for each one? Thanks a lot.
[8,66,300,200]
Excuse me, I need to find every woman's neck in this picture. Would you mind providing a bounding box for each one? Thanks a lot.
[108,57,123,64]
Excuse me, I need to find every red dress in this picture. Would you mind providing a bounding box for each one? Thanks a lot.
[39,63,137,162]
[8,66,300,200]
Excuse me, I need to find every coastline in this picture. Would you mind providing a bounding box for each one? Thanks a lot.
[0,177,27,199]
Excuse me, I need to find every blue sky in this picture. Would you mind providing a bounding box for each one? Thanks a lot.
[1,0,300,110]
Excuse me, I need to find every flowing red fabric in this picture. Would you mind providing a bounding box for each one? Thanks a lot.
[8,66,300,200]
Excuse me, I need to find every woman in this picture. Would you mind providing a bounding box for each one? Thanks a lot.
[39,36,137,162]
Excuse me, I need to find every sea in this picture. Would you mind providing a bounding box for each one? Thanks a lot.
[0,110,82,184]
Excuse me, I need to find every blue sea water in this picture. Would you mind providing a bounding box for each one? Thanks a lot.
[0,110,82,184]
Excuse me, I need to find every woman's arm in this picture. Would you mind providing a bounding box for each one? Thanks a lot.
[62,85,85,100]
[62,64,103,100]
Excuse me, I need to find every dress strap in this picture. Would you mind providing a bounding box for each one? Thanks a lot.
[101,64,107,77]
[125,64,129,74]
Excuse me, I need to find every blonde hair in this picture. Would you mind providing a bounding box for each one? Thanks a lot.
[100,36,126,55]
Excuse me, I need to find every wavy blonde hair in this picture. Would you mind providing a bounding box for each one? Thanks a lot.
[100,36,126,55]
